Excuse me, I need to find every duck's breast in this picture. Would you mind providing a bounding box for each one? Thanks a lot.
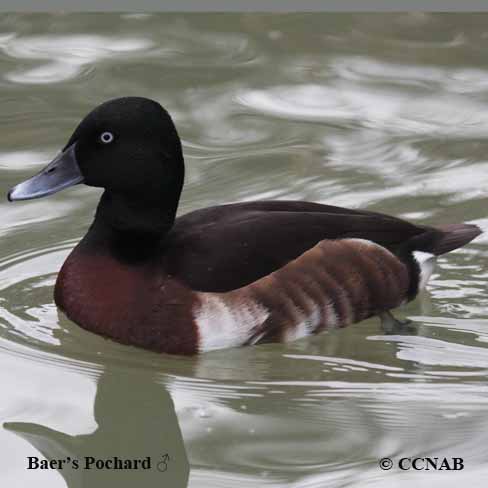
[55,248,199,354]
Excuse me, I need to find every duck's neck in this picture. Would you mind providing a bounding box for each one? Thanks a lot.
[97,188,179,234]
[82,165,183,262]
[79,144,185,261]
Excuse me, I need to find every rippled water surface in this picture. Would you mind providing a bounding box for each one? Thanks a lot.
[0,13,488,488]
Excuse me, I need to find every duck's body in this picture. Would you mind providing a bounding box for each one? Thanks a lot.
[56,199,477,355]
[8,97,482,355]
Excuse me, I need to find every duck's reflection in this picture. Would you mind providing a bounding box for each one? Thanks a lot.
[4,366,189,488]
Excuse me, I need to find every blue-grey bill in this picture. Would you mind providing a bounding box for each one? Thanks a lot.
[7,144,83,201]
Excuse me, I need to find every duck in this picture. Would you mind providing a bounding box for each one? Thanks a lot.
[7,97,482,355]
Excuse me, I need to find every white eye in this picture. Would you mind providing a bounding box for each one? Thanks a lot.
[100,131,114,144]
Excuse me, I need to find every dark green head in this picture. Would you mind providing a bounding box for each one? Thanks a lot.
[8,97,185,234]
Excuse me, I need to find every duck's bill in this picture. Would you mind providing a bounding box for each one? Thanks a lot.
[7,144,83,201]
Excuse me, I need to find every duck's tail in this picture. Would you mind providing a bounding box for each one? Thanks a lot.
[409,223,482,256]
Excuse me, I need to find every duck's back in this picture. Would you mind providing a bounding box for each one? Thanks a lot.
[162,200,427,294]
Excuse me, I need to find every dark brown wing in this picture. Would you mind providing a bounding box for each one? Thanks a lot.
[162,200,480,292]
[162,200,421,292]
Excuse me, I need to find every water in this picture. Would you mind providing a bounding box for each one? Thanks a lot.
[0,13,487,487]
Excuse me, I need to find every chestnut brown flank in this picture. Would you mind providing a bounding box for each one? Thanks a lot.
[239,239,410,345]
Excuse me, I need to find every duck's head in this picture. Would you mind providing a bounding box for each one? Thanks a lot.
[8,97,184,234]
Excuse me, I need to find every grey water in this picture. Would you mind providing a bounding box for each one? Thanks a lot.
[0,13,487,488]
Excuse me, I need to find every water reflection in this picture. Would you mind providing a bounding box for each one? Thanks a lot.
[4,367,189,488]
